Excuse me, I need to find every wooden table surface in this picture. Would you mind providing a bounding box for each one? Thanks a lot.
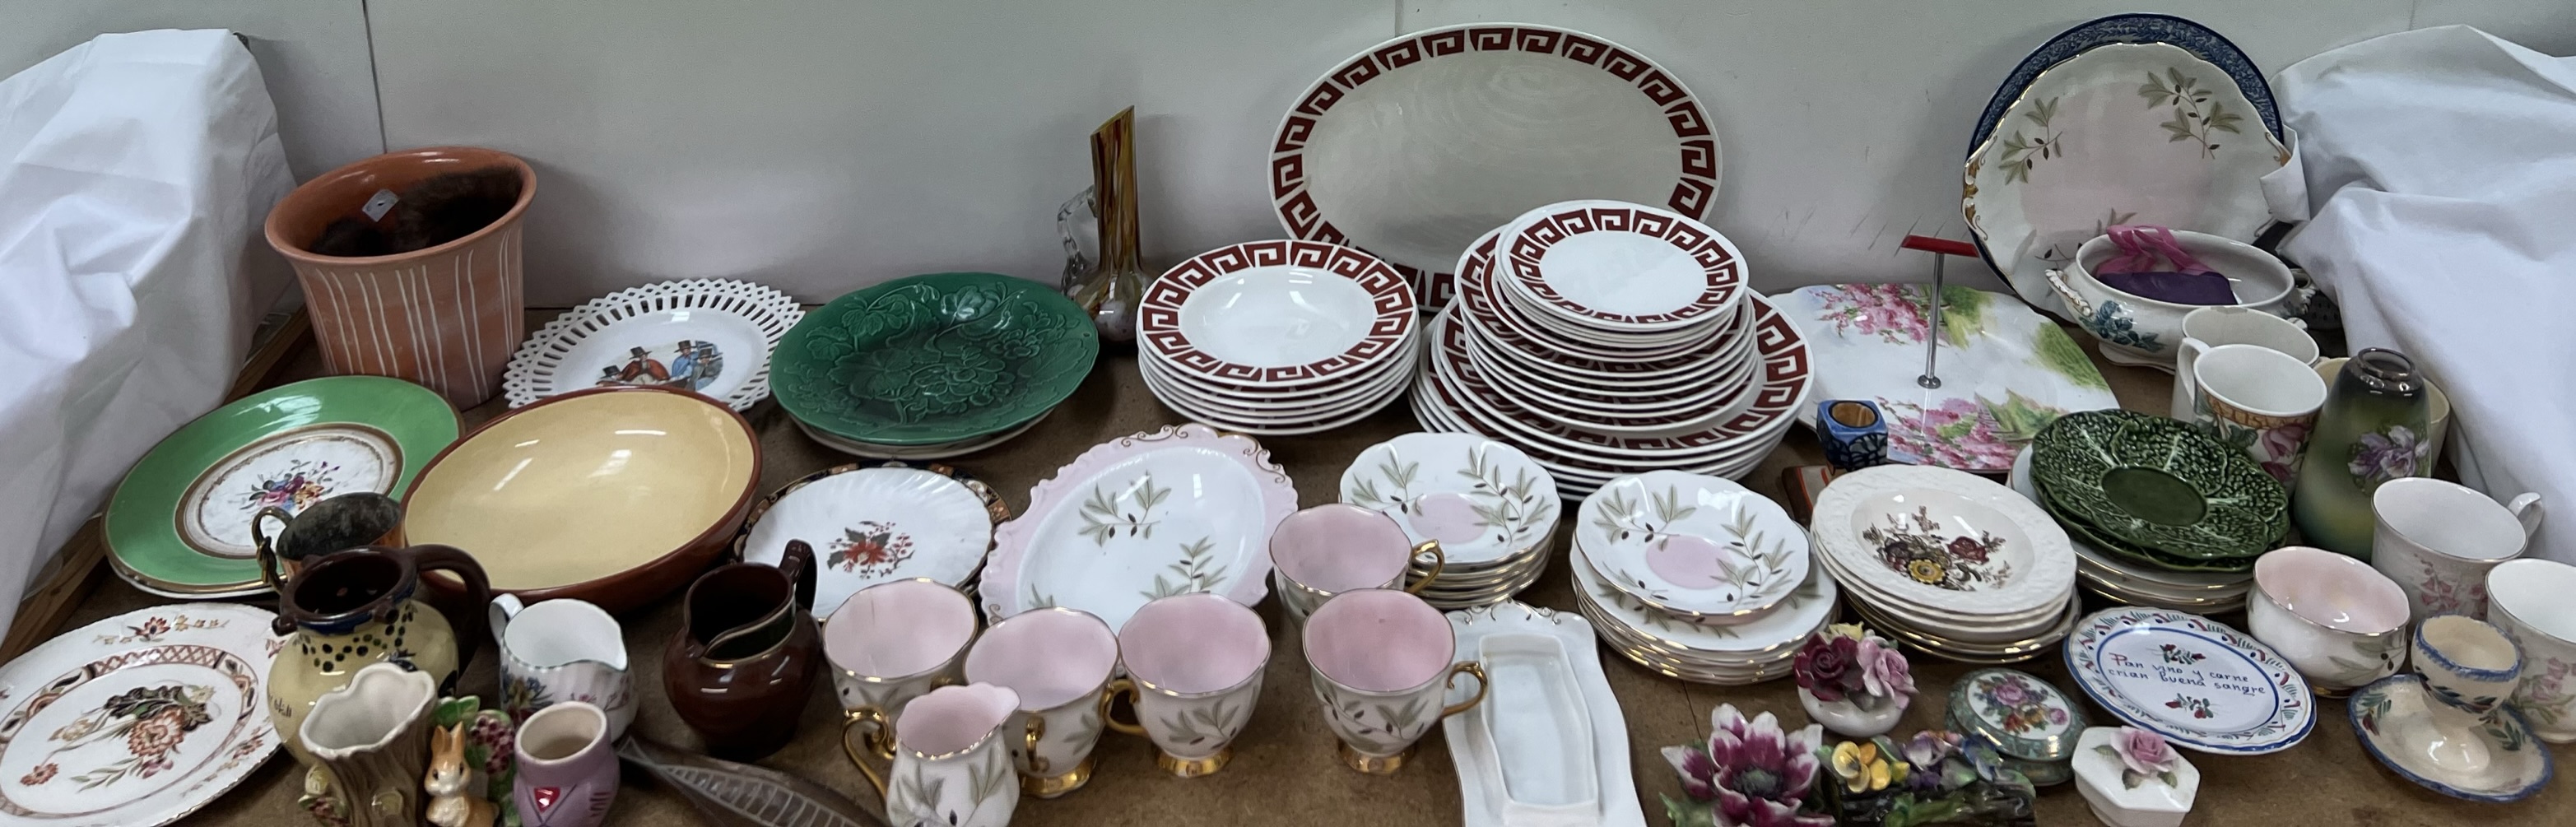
[69,324,2574,827]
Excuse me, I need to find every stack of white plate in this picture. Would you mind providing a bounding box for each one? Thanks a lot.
[1337,433,1563,609]
[2007,447,2251,611]
[1140,240,1420,434]
[1811,465,2082,665]
[1565,472,1836,684]
[1410,200,1811,498]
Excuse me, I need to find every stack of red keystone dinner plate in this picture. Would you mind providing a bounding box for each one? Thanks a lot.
[1140,239,1421,434]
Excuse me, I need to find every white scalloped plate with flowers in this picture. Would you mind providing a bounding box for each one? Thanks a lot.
[0,604,282,827]
[505,278,805,411]
[978,425,1297,630]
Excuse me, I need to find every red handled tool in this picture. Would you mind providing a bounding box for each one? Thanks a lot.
[1899,236,1981,390]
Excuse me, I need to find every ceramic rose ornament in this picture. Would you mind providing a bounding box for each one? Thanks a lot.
[1795,623,1915,737]
[1660,704,1833,827]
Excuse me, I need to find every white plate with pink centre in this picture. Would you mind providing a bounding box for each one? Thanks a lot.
[979,425,1297,630]
[1339,433,1560,566]
[0,604,282,827]
[1572,472,1809,619]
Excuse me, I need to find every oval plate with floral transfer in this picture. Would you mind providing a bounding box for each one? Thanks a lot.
[104,376,459,599]
[1780,285,2118,473]
[1339,433,1560,566]
[0,604,282,827]
[737,462,1009,619]
[772,272,1099,446]
[505,278,805,412]
[1965,39,2290,317]
[1811,465,2076,619]
[2063,607,2313,754]
[979,425,1296,630]
[1573,472,1807,619]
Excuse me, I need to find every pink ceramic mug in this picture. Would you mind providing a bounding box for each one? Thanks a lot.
[1269,504,1445,616]
[1104,592,1269,778]
[515,701,618,827]
[1301,588,1488,774]
[825,578,980,768]
[962,607,1119,797]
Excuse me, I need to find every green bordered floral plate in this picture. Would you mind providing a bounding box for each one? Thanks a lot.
[2031,410,2285,560]
[772,273,1100,446]
[104,376,459,598]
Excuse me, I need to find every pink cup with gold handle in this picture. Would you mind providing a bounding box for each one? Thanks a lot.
[825,578,980,772]
[963,607,1119,797]
[1302,588,1487,774]
[1269,504,1444,618]
[1103,592,1267,778]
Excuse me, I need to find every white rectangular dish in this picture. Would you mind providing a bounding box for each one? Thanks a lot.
[1444,602,1644,827]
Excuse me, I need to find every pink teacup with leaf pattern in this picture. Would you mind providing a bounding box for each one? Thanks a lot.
[1269,504,1444,616]
[1102,592,1267,777]
[1300,588,1487,774]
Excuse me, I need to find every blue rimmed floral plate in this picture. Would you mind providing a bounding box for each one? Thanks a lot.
[2064,607,2313,754]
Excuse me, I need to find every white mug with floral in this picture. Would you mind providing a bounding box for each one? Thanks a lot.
[2370,478,2543,623]
[2486,560,2576,742]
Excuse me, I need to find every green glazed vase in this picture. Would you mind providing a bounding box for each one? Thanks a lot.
[2291,348,2433,558]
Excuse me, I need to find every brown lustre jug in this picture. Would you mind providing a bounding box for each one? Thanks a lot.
[267,544,490,767]
[664,540,820,761]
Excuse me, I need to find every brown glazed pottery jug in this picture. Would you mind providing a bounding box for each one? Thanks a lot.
[267,544,491,767]
[665,540,821,760]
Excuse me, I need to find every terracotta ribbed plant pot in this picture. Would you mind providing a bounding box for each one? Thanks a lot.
[265,146,534,407]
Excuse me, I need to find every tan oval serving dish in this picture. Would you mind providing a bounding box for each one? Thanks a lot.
[404,385,760,611]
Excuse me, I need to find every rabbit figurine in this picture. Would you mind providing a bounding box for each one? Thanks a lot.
[425,722,496,827]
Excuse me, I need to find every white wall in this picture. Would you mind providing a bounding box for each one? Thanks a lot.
[0,0,382,180]
[9,2,2569,304]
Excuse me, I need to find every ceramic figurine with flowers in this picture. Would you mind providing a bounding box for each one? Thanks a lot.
[1819,731,2038,827]
[1660,704,1834,827]
[1795,623,1916,737]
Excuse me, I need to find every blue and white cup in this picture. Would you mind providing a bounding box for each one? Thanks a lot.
[1816,400,1889,472]
[2412,613,2523,715]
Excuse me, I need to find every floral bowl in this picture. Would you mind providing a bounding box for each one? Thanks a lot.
[2043,230,2296,371]
[2030,411,2285,561]
[772,272,1099,445]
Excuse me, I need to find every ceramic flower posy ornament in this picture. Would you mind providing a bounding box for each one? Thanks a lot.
[1821,730,2040,827]
[2096,727,2181,789]
[1796,624,1916,737]
[1661,704,1833,827]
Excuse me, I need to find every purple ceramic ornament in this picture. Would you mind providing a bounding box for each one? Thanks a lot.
[513,702,617,827]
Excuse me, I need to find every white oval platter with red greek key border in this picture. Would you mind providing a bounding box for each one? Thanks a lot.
[1269,24,1722,306]
[1140,240,1416,388]
[0,604,281,827]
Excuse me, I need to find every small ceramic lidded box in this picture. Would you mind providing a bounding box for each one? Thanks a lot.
[2073,727,2197,827]
[1945,668,2086,786]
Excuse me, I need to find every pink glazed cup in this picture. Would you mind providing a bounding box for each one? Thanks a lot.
[826,578,980,769]
[1302,588,1488,774]
[1104,592,1268,777]
[963,607,1119,797]
[1270,504,1445,616]
[2248,546,2411,695]
[514,701,617,827]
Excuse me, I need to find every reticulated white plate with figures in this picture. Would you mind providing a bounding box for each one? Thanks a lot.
[1442,602,1643,827]
[2064,607,2313,754]
[1270,23,1720,304]
[1781,285,2119,473]
[505,278,805,411]
[1573,472,1809,619]
[737,462,1009,618]
[979,425,1297,630]
[1965,41,2289,317]
[0,604,281,827]
[1339,433,1560,565]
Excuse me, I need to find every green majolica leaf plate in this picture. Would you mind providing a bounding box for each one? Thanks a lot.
[773,273,1100,446]
[2039,483,2255,574]
[2031,410,2285,560]
[104,376,460,597]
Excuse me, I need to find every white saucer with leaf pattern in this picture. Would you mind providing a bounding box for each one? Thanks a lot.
[1339,433,1560,566]
[1573,472,1808,620]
